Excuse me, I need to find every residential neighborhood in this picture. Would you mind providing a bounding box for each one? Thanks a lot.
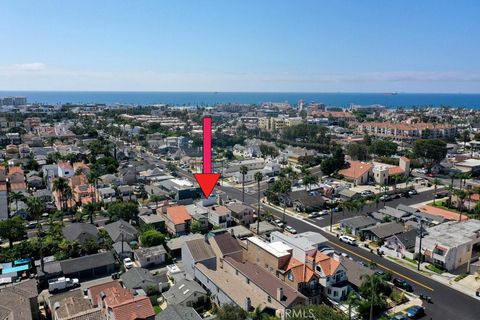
[0,97,480,320]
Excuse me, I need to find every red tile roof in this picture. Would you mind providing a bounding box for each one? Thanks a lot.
[309,251,341,276]
[110,296,154,320]
[339,160,373,179]
[167,206,192,225]
[284,257,316,283]
[388,166,405,176]
[59,161,73,170]
[88,280,123,307]
[8,166,23,175]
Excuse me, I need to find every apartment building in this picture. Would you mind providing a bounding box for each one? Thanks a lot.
[415,220,480,272]
[355,121,456,142]
[258,116,302,132]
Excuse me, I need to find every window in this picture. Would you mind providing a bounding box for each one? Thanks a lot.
[287,272,293,281]
[334,291,338,297]
[267,296,271,303]
[327,288,331,294]
[236,270,238,275]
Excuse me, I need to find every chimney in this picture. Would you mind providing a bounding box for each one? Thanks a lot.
[276,287,284,301]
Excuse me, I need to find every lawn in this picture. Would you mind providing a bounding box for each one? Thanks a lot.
[425,264,444,274]
[153,305,162,314]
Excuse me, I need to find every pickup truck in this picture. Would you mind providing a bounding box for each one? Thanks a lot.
[48,277,80,293]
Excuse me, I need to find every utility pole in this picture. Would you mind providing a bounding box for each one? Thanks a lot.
[330,210,333,232]
[417,219,423,271]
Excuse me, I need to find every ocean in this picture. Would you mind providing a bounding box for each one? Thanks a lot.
[1,91,480,108]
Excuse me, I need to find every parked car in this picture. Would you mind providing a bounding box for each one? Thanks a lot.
[285,226,297,234]
[361,190,374,196]
[308,212,320,218]
[123,258,134,269]
[339,235,357,246]
[393,278,413,292]
[273,219,285,228]
[379,195,391,201]
[267,177,275,183]
[408,189,418,196]
[435,192,447,198]
[390,314,408,320]
[406,306,425,319]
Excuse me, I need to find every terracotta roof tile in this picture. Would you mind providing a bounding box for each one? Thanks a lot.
[110,296,154,320]
[167,206,192,225]
[338,160,373,179]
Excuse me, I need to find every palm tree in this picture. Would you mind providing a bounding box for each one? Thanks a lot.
[83,202,96,224]
[302,173,319,191]
[431,178,442,205]
[239,165,248,202]
[87,169,101,203]
[52,177,71,211]
[8,191,25,217]
[254,171,263,235]
[26,195,47,271]
[455,189,467,222]
[278,178,292,224]
[26,196,45,228]
[391,174,404,193]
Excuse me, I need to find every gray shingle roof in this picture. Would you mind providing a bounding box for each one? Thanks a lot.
[155,305,202,320]
[104,219,138,242]
[379,206,410,219]
[134,245,167,260]
[340,216,377,229]
[120,267,159,291]
[60,252,115,275]
[162,278,206,306]
[62,223,98,242]
[184,239,216,262]
[362,222,404,239]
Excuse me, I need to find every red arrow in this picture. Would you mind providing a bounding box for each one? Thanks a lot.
[194,117,220,198]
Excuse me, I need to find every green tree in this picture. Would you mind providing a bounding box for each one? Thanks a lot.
[431,178,443,205]
[26,196,46,232]
[321,157,338,176]
[107,201,139,222]
[52,177,72,211]
[8,191,25,216]
[0,217,26,248]
[346,143,369,161]
[302,173,319,191]
[240,165,249,202]
[216,304,248,320]
[368,140,398,157]
[455,189,467,222]
[358,274,390,319]
[140,229,166,247]
[412,139,447,173]
[191,220,202,234]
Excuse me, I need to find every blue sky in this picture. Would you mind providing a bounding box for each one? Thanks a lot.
[0,0,479,92]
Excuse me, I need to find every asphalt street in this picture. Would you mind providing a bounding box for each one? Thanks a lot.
[171,165,480,320]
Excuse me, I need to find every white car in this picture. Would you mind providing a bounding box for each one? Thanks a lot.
[123,258,134,269]
[285,226,297,234]
[319,210,330,216]
[408,189,418,195]
[339,235,357,246]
